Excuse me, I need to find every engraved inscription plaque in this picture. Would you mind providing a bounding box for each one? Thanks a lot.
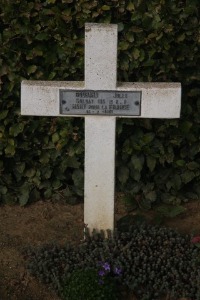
[60,90,141,116]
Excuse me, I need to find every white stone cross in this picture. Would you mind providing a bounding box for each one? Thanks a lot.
[21,23,181,233]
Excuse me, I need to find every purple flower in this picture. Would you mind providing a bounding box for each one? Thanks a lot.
[102,262,110,272]
[98,270,105,277]
[113,266,122,276]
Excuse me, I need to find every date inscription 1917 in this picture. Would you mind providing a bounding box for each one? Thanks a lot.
[60,90,141,116]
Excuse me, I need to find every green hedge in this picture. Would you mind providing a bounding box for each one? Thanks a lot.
[0,0,200,207]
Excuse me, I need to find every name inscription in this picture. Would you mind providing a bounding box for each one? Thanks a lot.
[60,90,141,116]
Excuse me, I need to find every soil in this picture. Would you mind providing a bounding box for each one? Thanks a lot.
[0,196,200,300]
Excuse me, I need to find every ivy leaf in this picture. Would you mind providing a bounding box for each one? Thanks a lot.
[15,162,25,174]
[119,41,129,50]
[131,155,144,172]
[9,123,24,137]
[187,162,199,170]
[156,205,186,218]
[72,169,84,187]
[44,188,52,198]
[180,121,192,134]
[0,186,7,195]
[52,132,60,143]
[0,110,8,120]
[66,157,80,168]
[145,191,156,202]
[142,133,155,144]
[176,160,185,167]
[132,48,140,59]
[19,183,30,206]
[146,156,156,172]
[52,179,62,189]
[29,188,40,202]
[25,168,36,178]
[117,166,129,184]
[39,153,50,164]
[118,23,124,32]
[5,144,15,156]
[35,32,49,40]
[27,65,37,75]
[19,193,29,206]
[101,5,110,10]
[127,1,135,11]
[181,171,195,184]
[173,174,182,190]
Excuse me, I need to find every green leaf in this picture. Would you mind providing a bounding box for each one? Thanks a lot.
[173,174,182,190]
[142,133,155,144]
[156,205,186,218]
[5,144,15,156]
[19,183,30,206]
[132,48,140,59]
[177,33,185,42]
[127,1,135,11]
[35,32,49,41]
[0,110,8,120]
[185,192,198,200]
[131,170,141,182]
[181,171,195,184]
[44,188,52,198]
[27,65,37,75]
[118,23,124,32]
[39,153,50,164]
[0,186,8,195]
[119,41,129,51]
[43,167,52,179]
[187,162,199,170]
[101,5,110,10]
[19,193,29,206]
[123,195,138,210]
[117,166,129,184]
[180,121,192,134]
[145,191,156,202]
[146,156,156,172]
[9,123,24,137]
[131,155,144,172]
[72,169,84,187]
[15,162,25,174]
[175,160,185,167]
[25,168,36,178]
[126,32,134,42]
[52,132,60,143]
[66,157,80,168]
[52,179,62,189]
[29,188,40,202]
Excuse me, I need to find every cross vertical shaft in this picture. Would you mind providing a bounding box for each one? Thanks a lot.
[84,24,118,231]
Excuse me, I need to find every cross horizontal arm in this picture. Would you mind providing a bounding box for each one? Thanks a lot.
[21,81,181,118]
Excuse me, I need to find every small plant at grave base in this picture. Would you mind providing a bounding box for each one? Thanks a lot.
[97,261,122,285]
[61,267,119,300]
[24,224,200,300]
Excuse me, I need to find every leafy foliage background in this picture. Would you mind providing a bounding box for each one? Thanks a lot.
[0,0,200,207]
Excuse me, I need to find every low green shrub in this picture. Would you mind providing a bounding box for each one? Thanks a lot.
[62,268,118,300]
[24,224,200,300]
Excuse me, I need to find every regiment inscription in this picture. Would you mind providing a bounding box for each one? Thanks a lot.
[60,90,141,116]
